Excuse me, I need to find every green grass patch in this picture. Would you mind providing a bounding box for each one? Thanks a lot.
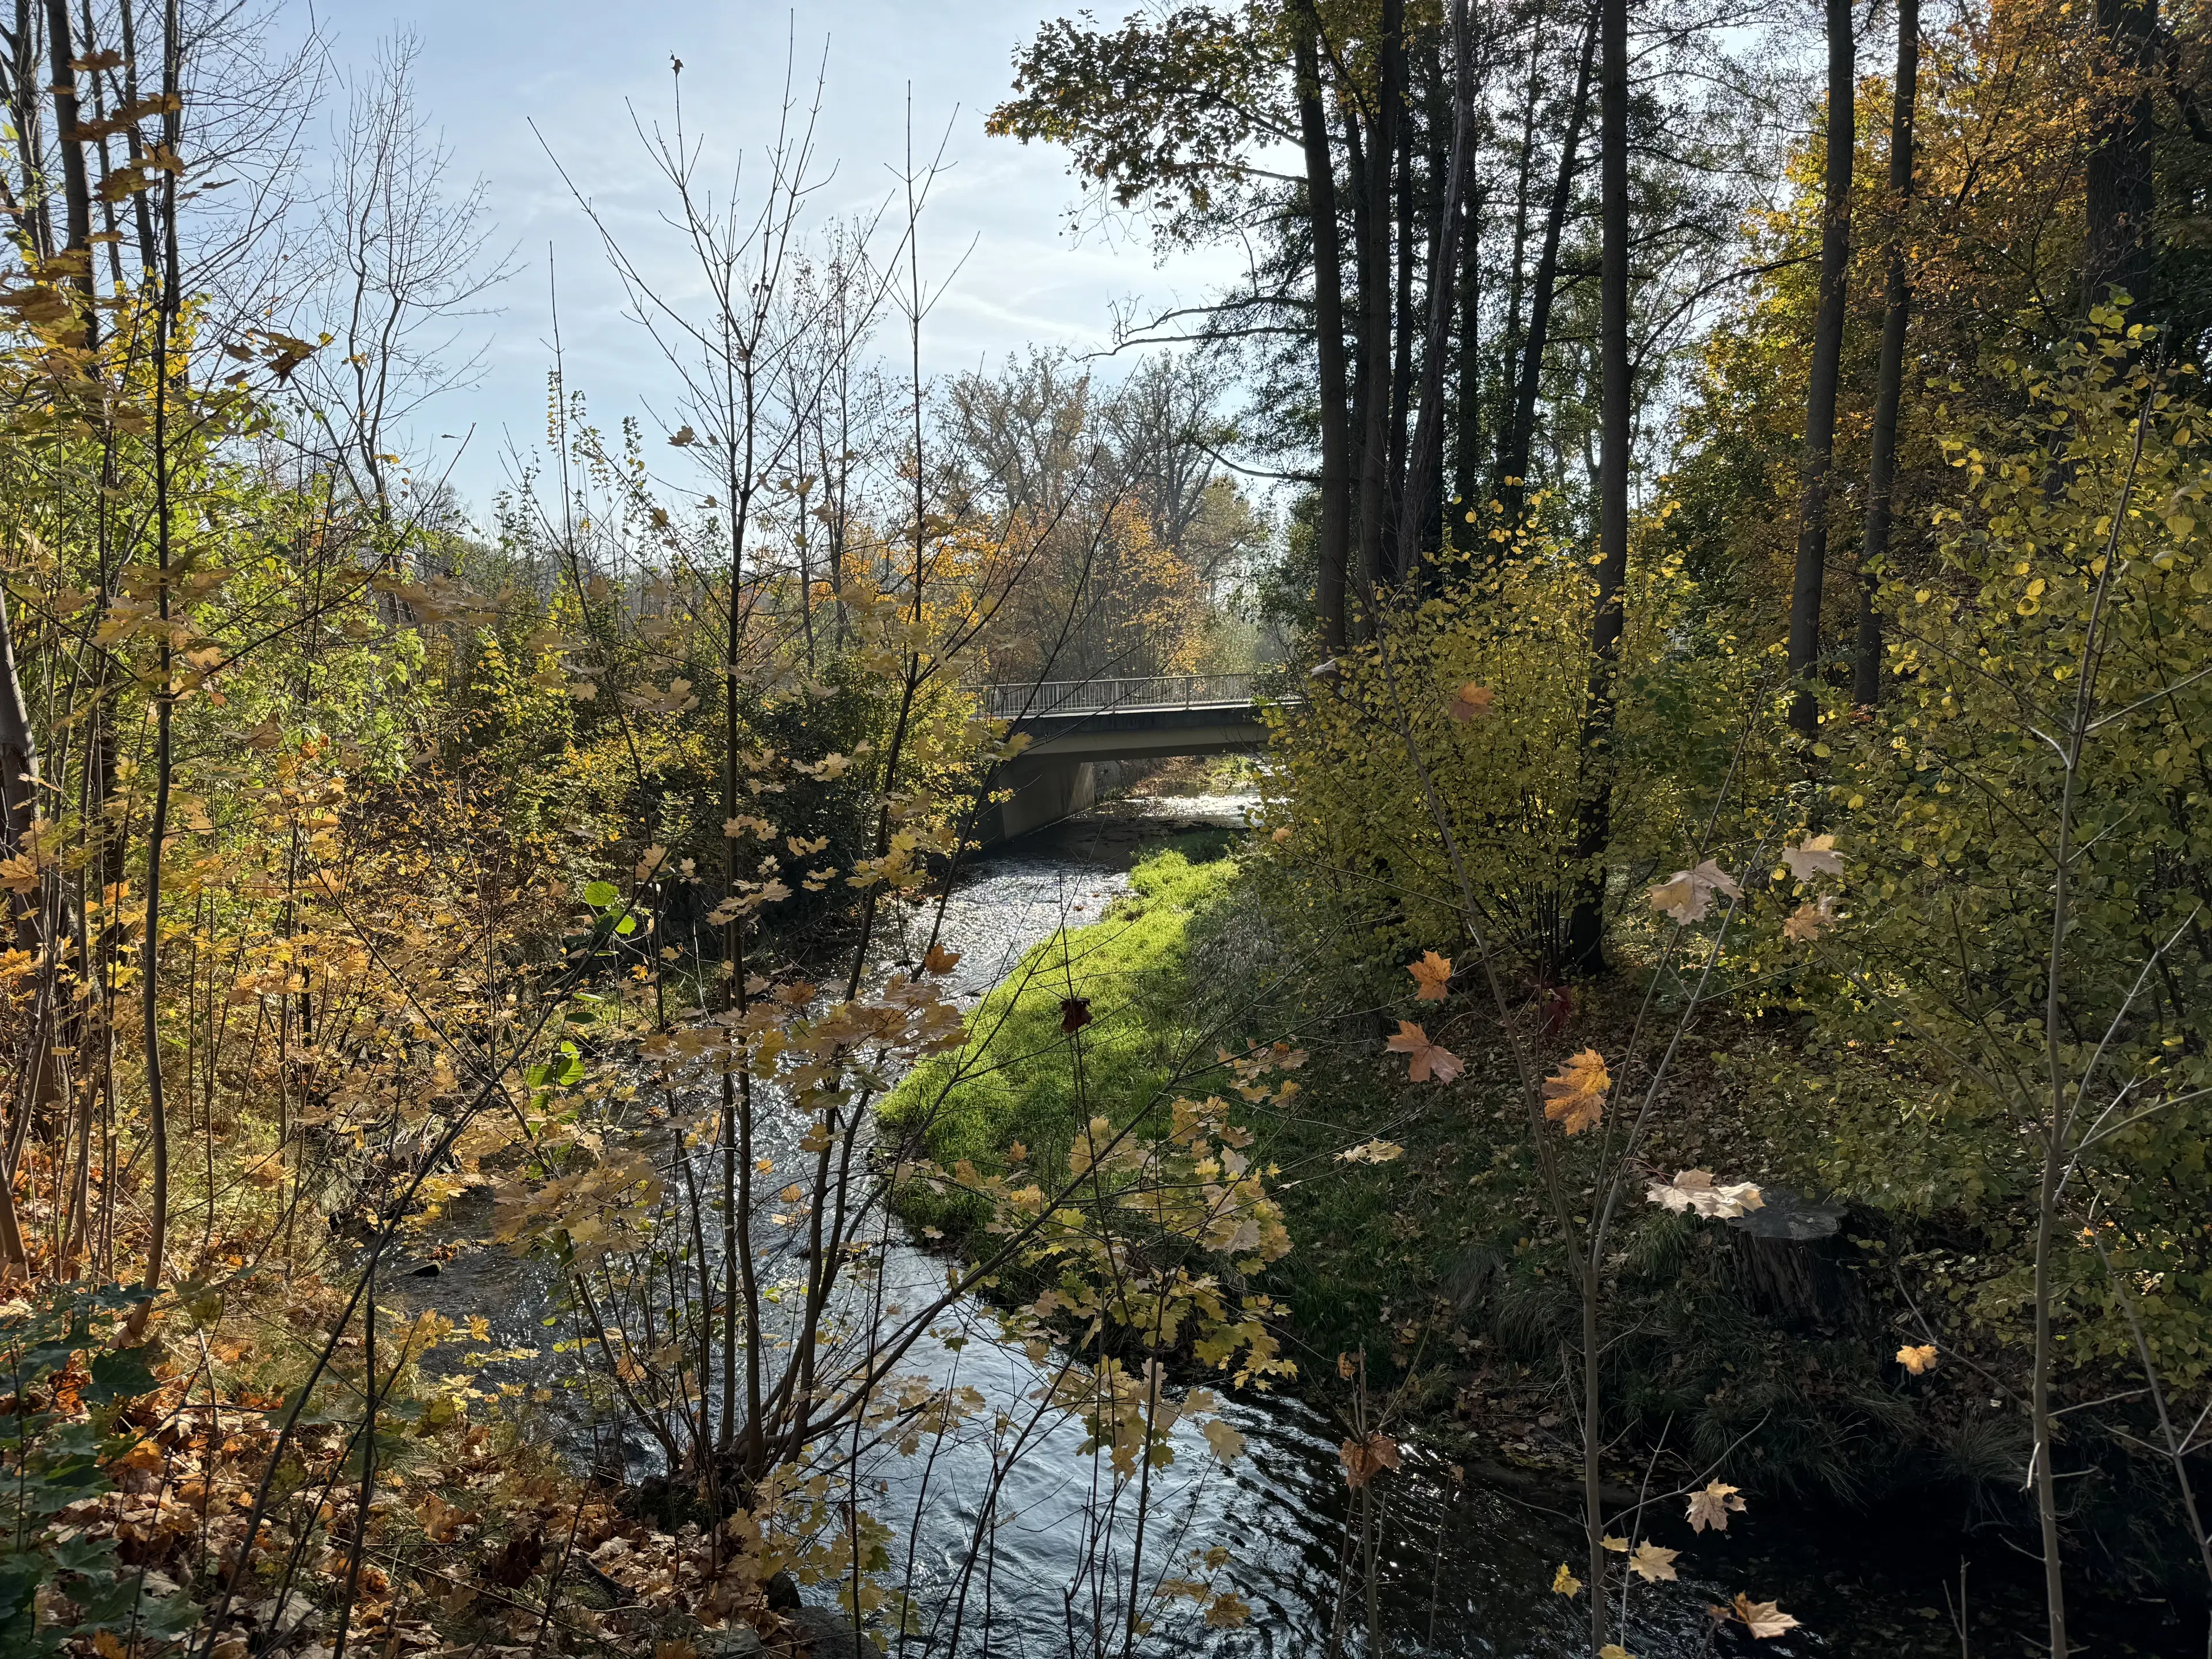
[881,833,1237,1236]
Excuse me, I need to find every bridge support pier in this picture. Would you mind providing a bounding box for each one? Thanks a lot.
[980,755,1096,844]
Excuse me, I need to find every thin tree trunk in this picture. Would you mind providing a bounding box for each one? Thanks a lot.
[1786,0,1854,738]
[1355,0,1404,620]
[1501,6,1598,528]
[1855,0,1917,707]
[1399,0,1475,582]
[1295,11,1353,654]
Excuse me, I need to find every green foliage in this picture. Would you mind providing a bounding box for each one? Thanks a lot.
[882,836,1238,1233]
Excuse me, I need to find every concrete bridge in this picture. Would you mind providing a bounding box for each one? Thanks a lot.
[978,673,1271,842]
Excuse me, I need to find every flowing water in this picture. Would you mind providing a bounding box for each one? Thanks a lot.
[396,796,2184,1658]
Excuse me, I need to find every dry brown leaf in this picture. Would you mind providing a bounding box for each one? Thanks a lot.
[1729,1594,1800,1639]
[1646,1169,1763,1219]
[1647,858,1741,923]
[1628,1541,1679,1583]
[1897,1343,1939,1376]
[1782,895,1836,942]
[1339,1431,1401,1488]
[1385,1020,1463,1083]
[1686,1479,1747,1532]
[1781,834,1843,881]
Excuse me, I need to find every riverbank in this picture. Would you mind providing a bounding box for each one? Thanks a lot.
[882,798,2211,1656]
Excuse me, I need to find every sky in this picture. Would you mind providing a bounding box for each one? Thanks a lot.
[290,0,1251,518]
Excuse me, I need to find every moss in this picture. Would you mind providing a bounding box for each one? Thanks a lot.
[881,832,1237,1235]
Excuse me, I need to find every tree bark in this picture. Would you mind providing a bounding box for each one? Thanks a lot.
[1399,0,1475,584]
[1855,0,1917,707]
[1354,0,1404,621]
[1500,6,1599,528]
[2085,0,2156,310]
[1786,0,1855,738]
[41,0,95,342]
[1294,12,1353,653]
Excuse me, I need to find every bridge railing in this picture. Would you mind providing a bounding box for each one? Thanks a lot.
[981,673,1257,721]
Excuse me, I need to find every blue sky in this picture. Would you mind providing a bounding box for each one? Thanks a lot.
[293,0,1249,518]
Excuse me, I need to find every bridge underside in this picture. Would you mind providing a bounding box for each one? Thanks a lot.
[978,703,1268,844]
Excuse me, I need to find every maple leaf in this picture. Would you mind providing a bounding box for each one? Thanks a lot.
[1339,1431,1401,1488]
[922,943,961,975]
[1629,1541,1680,1583]
[1729,1594,1800,1639]
[1782,895,1836,942]
[1204,1591,1252,1628]
[1385,1020,1463,1083]
[1271,825,1292,844]
[1645,1169,1764,1219]
[1448,683,1495,722]
[1781,834,1843,881]
[1599,1648,1637,1659]
[1647,858,1741,923]
[668,425,696,446]
[1896,1343,1939,1375]
[1551,1562,1582,1596]
[1407,950,1453,1001]
[1543,1048,1609,1134]
[1060,996,1093,1033]
[1202,1418,1247,1463]
[1336,1138,1405,1165]
[1601,1535,1629,1552]
[1687,1479,1747,1532]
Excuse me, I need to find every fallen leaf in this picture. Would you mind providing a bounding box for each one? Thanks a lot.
[1687,1479,1747,1532]
[1629,1541,1680,1583]
[1060,997,1093,1034]
[1646,1169,1763,1219]
[1730,1593,1801,1639]
[1449,683,1495,722]
[1336,1138,1405,1165]
[1647,858,1742,924]
[1385,1020,1463,1084]
[1543,1048,1609,1135]
[1897,1343,1939,1376]
[1551,1562,1582,1596]
[1407,950,1453,1001]
[1782,834,1843,881]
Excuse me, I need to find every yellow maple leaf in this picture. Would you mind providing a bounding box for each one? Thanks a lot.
[1543,1048,1609,1134]
[1896,1343,1939,1375]
[1551,1562,1581,1596]
[1629,1541,1679,1582]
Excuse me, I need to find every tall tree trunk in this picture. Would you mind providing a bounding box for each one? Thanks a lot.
[1387,75,1417,570]
[1452,176,1483,538]
[1855,0,1918,707]
[1563,0,1627,983]
[1295,12,1353,654]
[1400,0,1475,583]
[1492,25,1542,484]
[1786,0,1855,738]
[1355,0,1404,622]
[2086,0,2156,309]
[41,0,94,342]
[1500,6,1599,528]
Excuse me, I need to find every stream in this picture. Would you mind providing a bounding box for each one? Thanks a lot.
[396,796,2172,1658]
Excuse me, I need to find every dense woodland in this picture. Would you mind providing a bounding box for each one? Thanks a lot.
[0,0,2210,1656]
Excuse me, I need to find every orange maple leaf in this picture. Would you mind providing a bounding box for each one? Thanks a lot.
[1407,950,1452,1001]
[1448,683,1495,722]
[1542,1048,1609,1134]
[1385,1020,1462,1083]
[922,942,961,975]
